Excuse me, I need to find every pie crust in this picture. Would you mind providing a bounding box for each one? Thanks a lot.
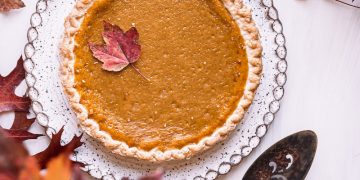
[60,0,262,161]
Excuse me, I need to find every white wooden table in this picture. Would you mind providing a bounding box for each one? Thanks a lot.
[1,0,359,179]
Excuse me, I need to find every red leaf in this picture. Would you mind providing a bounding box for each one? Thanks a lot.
[0,174,15,180]
[34,127,83,169]
[0,111,38,142]
[0,129,29,179]
[88,40,129,71]
[0,56,31,113]
[89,21,148,80]
[0,0,25,12]
[71,164,94,180]
[18,157,41,180]
[103,21,141,63]
[11,111,35,130]
[2,128,42,142]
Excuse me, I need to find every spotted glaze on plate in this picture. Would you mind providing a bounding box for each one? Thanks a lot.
[23,0,287,179]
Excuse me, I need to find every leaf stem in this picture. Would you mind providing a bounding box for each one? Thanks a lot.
[130,64,150,81]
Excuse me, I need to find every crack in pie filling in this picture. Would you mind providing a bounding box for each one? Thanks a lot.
[61,0,262,161]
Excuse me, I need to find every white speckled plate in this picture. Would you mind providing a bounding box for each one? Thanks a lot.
[23,0,287,179]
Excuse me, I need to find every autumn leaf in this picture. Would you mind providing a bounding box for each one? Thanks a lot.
[71,164,94,180]
[0,128,160,180]
[18,153,92,180]
[88,33,130,72]
[0,56,31,113]
[0,129,29,179]
[43,153,72,180]
[20,154,93,180]
[0,0,25,12]
[0,111,40,143]
[0,56,88,179]
[0,56,37,142]
[34,127,83,169]
[2,128,42,142]
[89,21,149,80]
[18,157,41,180]
[0,111,40,142]
[11,111,35,130]
[43,154,93,180]
[102,21,141,63]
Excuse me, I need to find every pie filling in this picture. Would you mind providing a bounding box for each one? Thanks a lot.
[74,0,249,151]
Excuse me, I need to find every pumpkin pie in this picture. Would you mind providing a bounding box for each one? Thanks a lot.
[60,0,262,161]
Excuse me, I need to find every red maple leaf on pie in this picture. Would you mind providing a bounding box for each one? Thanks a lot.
[0,56,31,113]
[0,0,25,12]
[89,21,149,80]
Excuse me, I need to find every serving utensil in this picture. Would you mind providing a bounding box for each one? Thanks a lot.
[243,130,317,180]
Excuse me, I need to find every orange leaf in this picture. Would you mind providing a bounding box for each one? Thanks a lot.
[34,127,83,169]
[18,157,41,180]
[43,154,71,180]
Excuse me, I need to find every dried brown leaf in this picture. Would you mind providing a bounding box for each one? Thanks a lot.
[71,164,94,180]
[2,128,43,142]
[0,129,28,179]
[0,56,31,113]
[11,111,35,130]
[0,0,25,12]
[34,127,83,169]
